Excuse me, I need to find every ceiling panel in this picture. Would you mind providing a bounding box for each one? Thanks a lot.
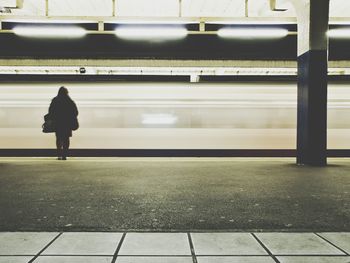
[49,0,113,16]
[117,0,179,17]
[5,0,45,16]
[1,0,349,19]
[0,0,17,7]
[330,0,350,17]
[248,0,295,17]
[182,0,245,17]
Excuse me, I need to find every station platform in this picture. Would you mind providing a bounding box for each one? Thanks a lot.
[0,231,349,263]
[0,157,349,233]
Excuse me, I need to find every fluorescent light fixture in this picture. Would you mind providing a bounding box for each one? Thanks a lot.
[13,26,87,38]
[217,28,289,38]
[115,26,188,41]
[327,28,350,38]
[142,114,178,125]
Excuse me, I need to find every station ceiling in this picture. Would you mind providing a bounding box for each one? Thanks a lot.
[0,0,349,21]
[0,0,349,78]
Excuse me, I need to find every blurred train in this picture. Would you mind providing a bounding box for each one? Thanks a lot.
[0,81,349,150]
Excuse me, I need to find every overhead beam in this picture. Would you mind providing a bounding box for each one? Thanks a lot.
[0,59,299,68]
[0,14,347,24]
[1,65,350,76]
[0,59,346,67]
[2,59,349,68]
[0,15,298,23]
[0,59,348,77]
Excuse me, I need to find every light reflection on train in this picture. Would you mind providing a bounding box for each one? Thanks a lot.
[0,81,349,149]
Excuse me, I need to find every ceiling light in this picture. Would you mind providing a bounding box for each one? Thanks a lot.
[13,26,87,38]
[217,28,289,38]
[327,28,350,38]
[115,26,188,41]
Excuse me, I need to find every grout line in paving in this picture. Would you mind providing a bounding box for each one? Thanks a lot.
[187,233,198,263]
[2,230,348,233]
[190,254,280,258]
[0,254,348,257]
[111,232,126,263]
[29,255,113,257]
[27,232,63,263]
[114,255,195,257]
[315,233,350,256]
[111,255,195,258]
[251,233,280,263]
[266,255,350,257]
[0,254,343,257]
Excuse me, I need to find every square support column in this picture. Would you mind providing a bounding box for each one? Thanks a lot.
[297,49,328,166]
[292,0,330,166]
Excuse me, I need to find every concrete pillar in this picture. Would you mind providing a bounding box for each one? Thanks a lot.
[291,0,330,166]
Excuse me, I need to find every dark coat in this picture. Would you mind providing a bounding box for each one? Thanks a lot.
[49,95,78,138]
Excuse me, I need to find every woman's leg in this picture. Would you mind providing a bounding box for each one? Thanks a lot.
[62,137,70,160]
[56,136,63,159]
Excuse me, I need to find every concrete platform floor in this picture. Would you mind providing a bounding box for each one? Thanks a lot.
[0,158,349,232]
[0,232,349,263]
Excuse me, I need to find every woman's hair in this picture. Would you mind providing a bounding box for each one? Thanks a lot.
[57,86,69,97]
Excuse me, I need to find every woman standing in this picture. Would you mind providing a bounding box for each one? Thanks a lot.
[49,86,79,160]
